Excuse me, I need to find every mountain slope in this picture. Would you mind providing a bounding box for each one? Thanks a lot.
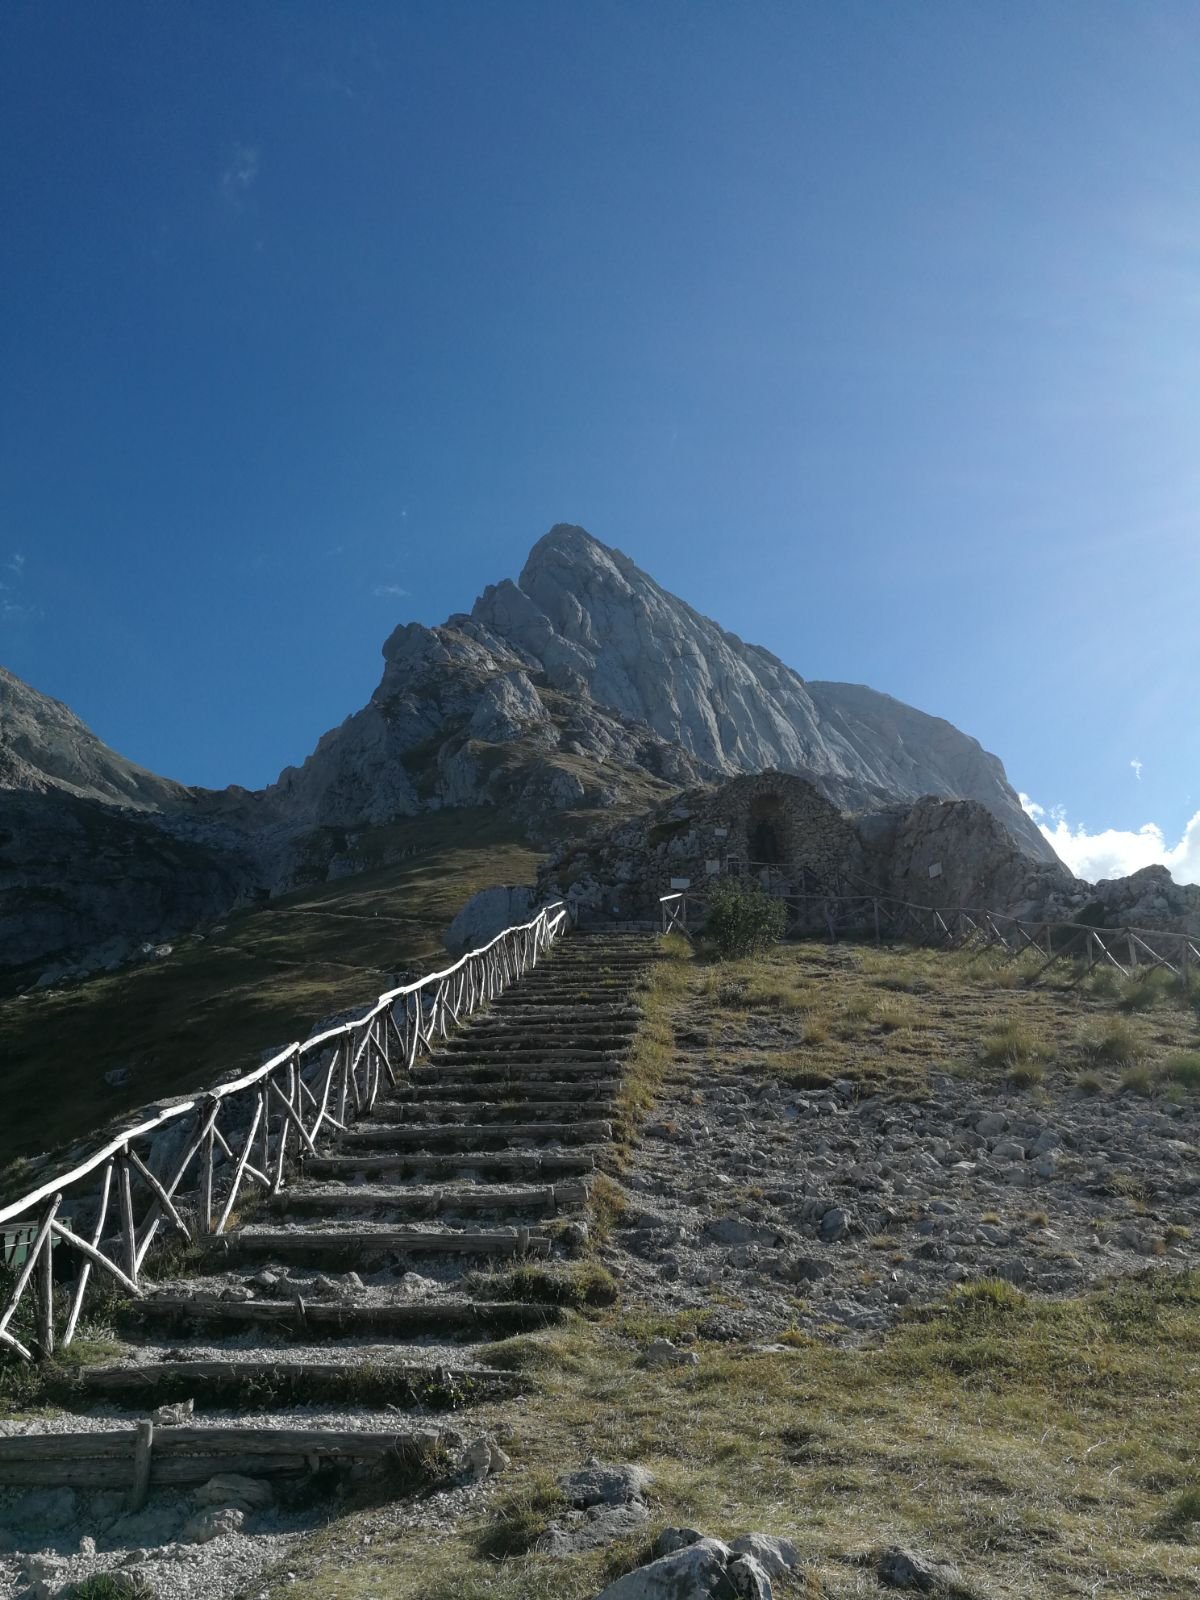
[0,666,187,810]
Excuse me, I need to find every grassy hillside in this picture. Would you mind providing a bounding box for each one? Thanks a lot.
[0,809,543,1195]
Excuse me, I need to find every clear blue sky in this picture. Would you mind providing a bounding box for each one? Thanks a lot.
[2,1,1197,874]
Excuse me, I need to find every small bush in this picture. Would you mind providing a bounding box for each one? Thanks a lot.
[1154,1485,1200,1540]
[1088,966,1121,999]
[1076,1071,1103,1097]
[1080,1017,1145,1066]
[67,1576,156,1600]
[981,1020,1053,1075]
[1160,1051,1200,1090]
[1119,970,1172,1012]
[704,880,786,960]
[1008,1061,1044,1089]
[1121,1065,1154,1097]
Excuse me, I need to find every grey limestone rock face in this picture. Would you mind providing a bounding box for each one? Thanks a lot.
[443,884,536,954]
[473,526,1055,862]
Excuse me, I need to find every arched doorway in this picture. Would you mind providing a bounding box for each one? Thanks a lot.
[748,793,786,864]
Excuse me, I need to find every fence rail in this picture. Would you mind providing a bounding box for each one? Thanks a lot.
[660,888,1198,992]
[0,902,571,1363]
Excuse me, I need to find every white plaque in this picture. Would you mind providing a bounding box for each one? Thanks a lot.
[670,877,691,890]
[928,862,943,879]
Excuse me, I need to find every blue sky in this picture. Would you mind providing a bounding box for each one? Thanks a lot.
[1,2,1197,880]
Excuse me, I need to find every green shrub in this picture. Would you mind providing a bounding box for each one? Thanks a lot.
[704,880,786,960]
[1160,1051,1200,1090]
[1080,1017,1145,1065]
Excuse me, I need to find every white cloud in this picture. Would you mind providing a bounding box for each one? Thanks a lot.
[373,584,409,599]
[220,145,260,206]
[1130,758,1143,781]
[8,552,25,576]
[1020,793,1200,885]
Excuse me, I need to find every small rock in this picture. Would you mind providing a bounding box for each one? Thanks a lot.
[976,1112,1007,1136]
[78,1534,98,1556]
[561,1220,590,1250]
[729,1533,800,1579]
[654,1526,705,1557]
[22,1555,68,1582]
[991,1139,1026,1161]
[104,1066,132,1088]
[640,1337,699,1368]
[464,1435,510,1480]
[559,1459,653,1508]
[819,1206,853,1242]
[878,1544,965,1591]
[776,1254,832,1284]
[193,1473,274,1511]
[729,1552,773,1598]
[151,1398,195,1426]
[180,1505,245,1544]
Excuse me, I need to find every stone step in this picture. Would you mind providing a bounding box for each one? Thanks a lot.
[429,1049,624,1068]
[452,1021,638,1041]
[133,1296,564,1340]
[397,1075,619,1100]
[372,1097,617,1123]
[74,1359,516,1409]
[269,1180,586,1220]
[483,1004,642,1021]
[410,1064,622,1088]
[335,1119,611,1151]
[204,1225,551,1263]
[304,1149,599,1181]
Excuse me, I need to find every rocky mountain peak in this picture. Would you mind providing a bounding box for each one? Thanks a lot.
[473,526,1055,861]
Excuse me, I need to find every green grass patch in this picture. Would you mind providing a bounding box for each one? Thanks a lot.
[469,1261,619,1311]
[266,1270,1200,1600]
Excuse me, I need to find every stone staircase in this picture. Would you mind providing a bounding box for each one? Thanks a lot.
[34,931,659,1483]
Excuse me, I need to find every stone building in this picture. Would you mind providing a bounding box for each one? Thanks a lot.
[541,771,871,922]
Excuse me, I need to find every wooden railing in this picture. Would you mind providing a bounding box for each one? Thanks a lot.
[660,887,1198,992]
[0,902,571,1363]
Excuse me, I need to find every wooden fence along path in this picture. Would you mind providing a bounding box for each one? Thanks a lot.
[661,887,1198,992]
[0,903,571,1364]
[0,915,663,1507]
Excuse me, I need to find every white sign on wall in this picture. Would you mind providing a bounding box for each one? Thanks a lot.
[928,862,943,879]
[670,877,691,890]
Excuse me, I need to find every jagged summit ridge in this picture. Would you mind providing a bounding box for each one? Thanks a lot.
[469,525,1053,861]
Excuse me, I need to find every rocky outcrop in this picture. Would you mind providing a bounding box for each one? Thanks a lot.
[1081,863,1200,936]
[874,796,1076,918]
[0,790,256,980]
[443,884,536,954]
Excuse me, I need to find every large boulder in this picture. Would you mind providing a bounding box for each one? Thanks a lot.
[593,1537,739,1599]
[443,884,536,954]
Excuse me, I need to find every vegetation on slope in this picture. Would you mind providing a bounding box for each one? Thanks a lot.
[0,809,542,1191]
